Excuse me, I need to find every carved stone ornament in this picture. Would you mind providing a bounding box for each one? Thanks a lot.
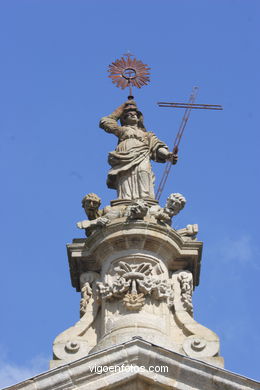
[178,271,193,315]
[183,335,219,359]
[125,199,149,220]
[80,271,100,316]
[76,191,190,238]
[97,261,173,310]
[177,224,199,241]
[123,293,145,310]
[80,282,92,317]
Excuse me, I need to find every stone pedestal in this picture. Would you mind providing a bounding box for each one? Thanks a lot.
[50,217,223,369]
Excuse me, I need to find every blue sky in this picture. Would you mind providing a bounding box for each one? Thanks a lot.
[0,0,259,387]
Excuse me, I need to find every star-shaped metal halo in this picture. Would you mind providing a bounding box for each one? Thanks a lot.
[108,53,150,91]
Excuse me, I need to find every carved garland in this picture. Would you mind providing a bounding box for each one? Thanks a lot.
[97,261,172,310]
[177,271,193,314]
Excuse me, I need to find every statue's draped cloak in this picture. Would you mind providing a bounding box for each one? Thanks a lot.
[100,114,168,199]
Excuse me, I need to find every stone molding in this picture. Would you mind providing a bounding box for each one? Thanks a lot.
[67,219,202,292]
[7,339,259,390]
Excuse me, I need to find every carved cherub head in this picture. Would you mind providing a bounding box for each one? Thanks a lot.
[82,193,101,220]
[165,193,186,217]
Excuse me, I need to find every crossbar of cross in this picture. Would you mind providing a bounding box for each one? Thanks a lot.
[158,102,223,110]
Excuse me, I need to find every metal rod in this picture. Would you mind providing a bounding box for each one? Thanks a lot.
[128,81,133,97]
[156,89,223,200]
[158,103,223,110]
[155,86,199,201]
[158,102,221,107]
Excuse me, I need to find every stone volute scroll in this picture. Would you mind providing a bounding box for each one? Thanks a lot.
[50,54,223,369]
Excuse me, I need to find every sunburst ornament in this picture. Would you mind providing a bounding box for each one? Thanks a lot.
[108,53,150,97]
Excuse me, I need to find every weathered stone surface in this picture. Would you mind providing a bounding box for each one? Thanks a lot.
[50,219,224,369]
[5,340,260,390]
[68,219,202,291]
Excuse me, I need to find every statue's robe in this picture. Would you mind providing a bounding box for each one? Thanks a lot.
[100,114,168,200]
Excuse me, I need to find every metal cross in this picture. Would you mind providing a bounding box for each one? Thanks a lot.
[155,87,223,200]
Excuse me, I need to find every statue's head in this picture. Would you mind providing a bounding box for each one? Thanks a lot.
[165,193,186,216]
[82,193,101,219]
[120,100,146,130]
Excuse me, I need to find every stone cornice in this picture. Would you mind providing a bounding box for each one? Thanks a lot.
[4,339,258,390]
[67,219,202,291]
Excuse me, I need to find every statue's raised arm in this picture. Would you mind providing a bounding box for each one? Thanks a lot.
[99,99,177,201]
[99,102,126,138]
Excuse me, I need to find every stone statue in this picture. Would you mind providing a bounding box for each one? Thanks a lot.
[150,193,186,225]
[76,193,110,236]
[81,193,102,219]
[77,192,188,237]
[99,99,178,200]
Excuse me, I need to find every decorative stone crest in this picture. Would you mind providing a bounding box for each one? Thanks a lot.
[97,261,172,310]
